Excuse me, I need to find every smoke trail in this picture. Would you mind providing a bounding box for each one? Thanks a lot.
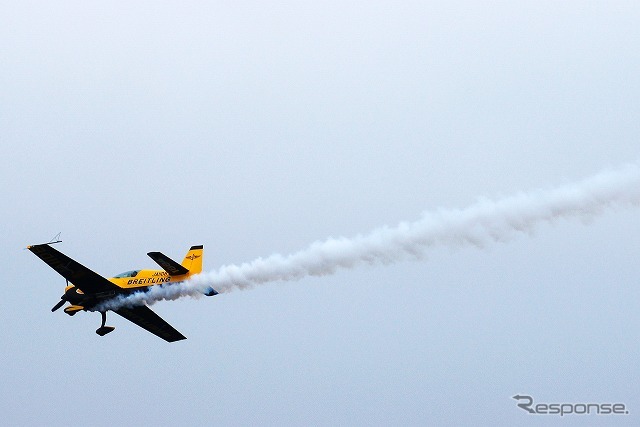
[96,164,640,311]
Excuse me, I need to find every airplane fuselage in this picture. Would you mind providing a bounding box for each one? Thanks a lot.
[110,269,186,288]
[61,268,189,311]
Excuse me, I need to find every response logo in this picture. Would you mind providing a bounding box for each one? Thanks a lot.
[512,394,629,416]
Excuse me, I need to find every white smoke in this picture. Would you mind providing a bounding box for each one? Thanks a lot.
[95,164,640,311]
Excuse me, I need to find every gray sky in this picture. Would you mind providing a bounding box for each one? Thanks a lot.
[2,1,640,425]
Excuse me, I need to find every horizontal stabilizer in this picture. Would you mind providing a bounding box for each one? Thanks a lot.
[147,252,189,276]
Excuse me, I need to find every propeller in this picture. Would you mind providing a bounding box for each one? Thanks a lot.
[51,298,66,312]
[51,279,70,312]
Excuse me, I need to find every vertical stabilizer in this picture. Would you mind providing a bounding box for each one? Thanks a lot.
[182,245,203,275]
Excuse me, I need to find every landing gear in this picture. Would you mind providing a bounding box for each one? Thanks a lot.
[96,311,115,336]
[64,305,84,316]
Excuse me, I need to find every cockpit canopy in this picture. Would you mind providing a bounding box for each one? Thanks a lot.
[113,270,140,278]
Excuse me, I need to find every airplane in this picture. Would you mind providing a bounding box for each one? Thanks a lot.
[27,241,217,342]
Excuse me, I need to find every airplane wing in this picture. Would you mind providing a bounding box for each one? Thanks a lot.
[114,306,187,342]
[27,243,120,294]
[147,251,189,275]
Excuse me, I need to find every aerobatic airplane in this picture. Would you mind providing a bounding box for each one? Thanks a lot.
[27,241,217,342]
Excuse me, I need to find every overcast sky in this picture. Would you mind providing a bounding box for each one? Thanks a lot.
[2,1,640,425]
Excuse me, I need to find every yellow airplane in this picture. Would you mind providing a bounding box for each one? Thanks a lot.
[27,242,217,342]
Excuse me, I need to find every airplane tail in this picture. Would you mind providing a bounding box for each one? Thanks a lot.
[181,245,203,275]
